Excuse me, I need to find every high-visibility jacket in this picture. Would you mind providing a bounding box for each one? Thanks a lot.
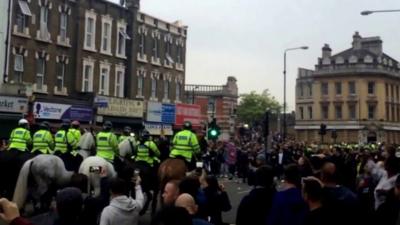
[135,140,160,166]
[8,127,32,151]
[118,135,129,144]
[170,130,200,162]
[69,128,81,149]
[96,131,118,162]
[32,129,54,154]
[54,130,78,154]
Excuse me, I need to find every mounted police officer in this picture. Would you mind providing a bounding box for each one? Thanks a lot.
[119,126,133,144]
[170,121,200,171]
[96,121,118,163]
[32,121,54,155]
[8,119,32,154]
[54,121,79,171]
[69,120,81,144]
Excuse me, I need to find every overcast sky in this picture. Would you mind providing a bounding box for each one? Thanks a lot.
[111,0,400,109]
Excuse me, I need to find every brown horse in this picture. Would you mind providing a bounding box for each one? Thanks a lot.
[158,158,187,190]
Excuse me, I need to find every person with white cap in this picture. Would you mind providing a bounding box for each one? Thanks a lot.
[8,119,32,153]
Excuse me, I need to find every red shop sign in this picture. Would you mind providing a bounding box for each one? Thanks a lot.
[175,103,201,126]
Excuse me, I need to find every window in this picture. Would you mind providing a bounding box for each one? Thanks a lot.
[391,85,394,98]
[392,105,395,121]
[349,105,356,120]
[39,6,49,39]
[16,1,31,33]
[335,82,342,95]
[176,83,181,101]
[164,80,169,99]
[308,83,312,96]
[117,27,129,57]
[308,106,313,119]
[368,81,375,95]
[208,98,216,113]
[137,76,144,96]
[151,79,157,98]
[349,81,356,95]
[335,105,342,119]
[84,13,96,50]
[321,82,328,95]
[115,69,124,97]
[299,107,304,120]
[397,106,400,122]
[14,54,24,83]
[368,105,375,119]
[321,105,328,120]
[165,39,174,64]
[152,36,159,58]
[36,57,45,90]
[396,86,399,101]
[386,104,390,121]
[60,13,68,42]
[177,45,182,64]
[139,33,145,56]
[299,84,304,97]
[82,62,93,92]
[101,21,111,54]
[56,62,65,92]
[386,83,389,97]
[99,66,110,95]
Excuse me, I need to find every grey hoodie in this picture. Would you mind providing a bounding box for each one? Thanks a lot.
[100,186,145,225]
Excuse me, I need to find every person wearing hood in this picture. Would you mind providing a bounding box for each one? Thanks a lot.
[99,177,144,225]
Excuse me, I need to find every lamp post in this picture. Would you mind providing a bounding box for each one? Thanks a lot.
[283,46,308,142]
[361,9,400,16]
[192,86,199,104]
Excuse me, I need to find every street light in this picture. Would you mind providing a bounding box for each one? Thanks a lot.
[361,9,400,16]
[283,46,308,142]
[192,86,199,104]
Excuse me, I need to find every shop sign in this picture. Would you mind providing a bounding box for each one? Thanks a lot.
[147,102,162,122]
[0,96,27,113]
[175,103,201,126]
[33,102,93,121]
[144,122,162,135]
[97,96,144,118]
[162,104,176,124]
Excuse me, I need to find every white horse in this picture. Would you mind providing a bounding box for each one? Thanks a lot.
[77,131,96,159]
[78,156,117,197]
[118,138,136,160]
[13,155,74,209]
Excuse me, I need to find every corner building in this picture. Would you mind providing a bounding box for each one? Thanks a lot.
[295,32,400,144]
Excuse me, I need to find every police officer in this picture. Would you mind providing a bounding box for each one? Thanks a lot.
[135,130,160,167]
[170,121,200,171]
[32,121,54,155]
[96,121,118,163]
[69,120,81,145]
[54,121,78,169]
[8,119,32,153]
[119,126,133,144]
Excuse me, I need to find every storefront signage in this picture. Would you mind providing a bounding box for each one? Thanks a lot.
[0,96,27,113]
[162,104,176,124]
[147,102,162,122]
[97,96,143,118]
[33,102,93,121]
[144,122,174,136]
[175,103,201,126]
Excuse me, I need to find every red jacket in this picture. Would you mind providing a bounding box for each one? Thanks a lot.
[10,217,33,225]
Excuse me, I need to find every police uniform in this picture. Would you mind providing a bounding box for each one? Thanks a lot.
[118,135,130,144]
[54,130,78,154]
[170,129,200,170]
[32,129,54,154]
[69,128,81,146]
[135,140,160,167]
[96,131,119,162]
[8,127,32,152]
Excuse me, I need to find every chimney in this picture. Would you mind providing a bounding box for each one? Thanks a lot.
[361,37,383,56]
[322,44,332,58]
[352,31,362,50]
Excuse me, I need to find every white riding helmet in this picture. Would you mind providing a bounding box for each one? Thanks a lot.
[18,119,29,125]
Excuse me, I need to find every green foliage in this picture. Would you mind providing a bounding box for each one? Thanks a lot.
[237,90,281,124]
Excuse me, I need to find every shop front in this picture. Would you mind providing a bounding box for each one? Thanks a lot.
[145,102,175,136]
[95,96,144,132]
[0,96,28,139]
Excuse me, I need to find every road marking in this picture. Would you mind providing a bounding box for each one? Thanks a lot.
[237,189,251,194]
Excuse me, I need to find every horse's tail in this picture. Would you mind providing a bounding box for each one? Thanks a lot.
[13,158,33,208]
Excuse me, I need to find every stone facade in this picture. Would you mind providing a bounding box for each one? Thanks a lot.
[186,77,239,140]
[295,32,400,144]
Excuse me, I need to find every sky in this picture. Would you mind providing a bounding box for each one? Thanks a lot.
[111,0,400,110]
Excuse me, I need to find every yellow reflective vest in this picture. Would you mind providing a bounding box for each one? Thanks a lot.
[170,130,200,162]
[96,131,118,162]
[8,127,32,151]
[54,130,78,154]
[135,140,160,166]
[68,128,81,150]
[32,129,54,154]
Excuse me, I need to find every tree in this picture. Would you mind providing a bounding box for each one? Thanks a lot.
[237,90,281,124]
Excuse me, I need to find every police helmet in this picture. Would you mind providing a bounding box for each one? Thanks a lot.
[40,121,50,130]
[183,121,192,130]
[71,120,80,129]
[61,121,70,130]
[18,119,29,126]
[123,126,132,134]
[140,130,151,141]
[103,121,113,130]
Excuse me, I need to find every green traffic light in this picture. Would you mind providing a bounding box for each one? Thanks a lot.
[210,129,218,136]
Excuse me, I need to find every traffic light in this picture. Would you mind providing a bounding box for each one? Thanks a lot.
[319,123,327,136]
[208,118,221,140]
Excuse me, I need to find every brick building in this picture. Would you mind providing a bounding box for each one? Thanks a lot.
[0,0,188,133]
[295,32,400,144]
[185,76,238,140]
